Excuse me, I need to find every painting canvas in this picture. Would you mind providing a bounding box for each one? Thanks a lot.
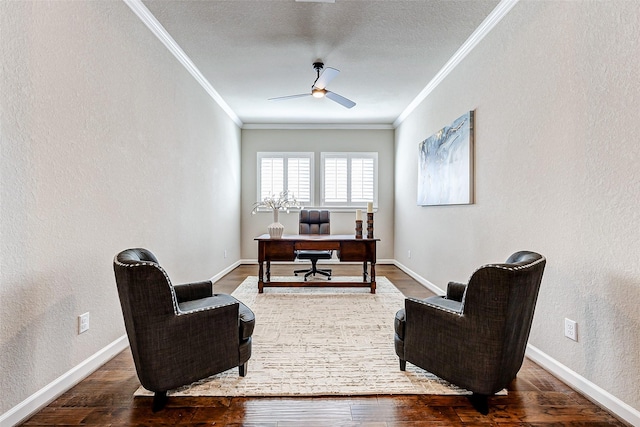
[417,111,474,206]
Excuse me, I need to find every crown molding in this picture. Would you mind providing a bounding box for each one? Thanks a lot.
[242,123,394,130]
[393,0,520,128]
[124,0,517,131]
[123,0,243,128]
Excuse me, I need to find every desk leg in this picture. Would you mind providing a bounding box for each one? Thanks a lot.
[370,262,376,294]
[258,261,264,293]
[362,262,368,282]
[266,261,271,282]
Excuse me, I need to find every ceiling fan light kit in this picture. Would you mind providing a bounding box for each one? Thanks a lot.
[312,88,326,98]
[269,61,356,109]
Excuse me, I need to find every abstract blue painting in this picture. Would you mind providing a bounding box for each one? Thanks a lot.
[417,111,474,206]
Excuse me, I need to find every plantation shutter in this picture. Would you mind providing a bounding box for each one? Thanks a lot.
[287,157,311,203]
[322,153,377,206]
[350,157,374,202]
[258,153,313,204]
[260,157,284,201]
[324,157,348,203]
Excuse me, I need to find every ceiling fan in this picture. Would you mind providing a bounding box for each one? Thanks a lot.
[268,62,356,109]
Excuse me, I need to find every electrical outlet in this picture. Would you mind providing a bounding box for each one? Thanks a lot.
[78,312,90,334]
[408,250,411,259]
[224,250,227,259]
[564,318,577,341]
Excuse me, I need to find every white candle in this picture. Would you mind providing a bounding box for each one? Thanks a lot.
[356,209,362,221]
[367,202,373,213]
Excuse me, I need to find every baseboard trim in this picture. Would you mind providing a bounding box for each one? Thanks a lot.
[1,335,129,427]
[210,260,242,284]
[240,259,396,266]
[4,262,638,427]
[525,345,640,426]
[394,261,638,425]
[2,261,242,426]
[392,260,444,295]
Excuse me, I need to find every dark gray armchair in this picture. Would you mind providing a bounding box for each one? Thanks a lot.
[294,209,333,280]
[113,248,255,411]
[394,251,546,413]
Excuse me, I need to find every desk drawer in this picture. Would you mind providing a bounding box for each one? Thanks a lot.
[264,241,296,261]
[294,241,340,251]
[339,241,374,261]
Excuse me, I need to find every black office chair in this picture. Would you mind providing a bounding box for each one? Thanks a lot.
[294,209,332,281]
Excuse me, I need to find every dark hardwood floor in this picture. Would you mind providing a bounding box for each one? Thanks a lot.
[21,265,627,426]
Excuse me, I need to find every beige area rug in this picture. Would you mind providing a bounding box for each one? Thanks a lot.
[135,276,484,397]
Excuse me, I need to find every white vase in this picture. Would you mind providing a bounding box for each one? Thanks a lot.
[267,209,284,239]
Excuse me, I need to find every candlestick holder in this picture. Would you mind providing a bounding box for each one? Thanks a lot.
[355,220,363,239]
[367,212,374,239]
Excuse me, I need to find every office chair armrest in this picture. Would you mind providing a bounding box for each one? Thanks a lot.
[173,280,213,303]
[446,281,467,302]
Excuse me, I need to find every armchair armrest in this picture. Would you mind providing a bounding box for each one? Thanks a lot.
[402,294,501,396]
[136,301,239,392]
[403,297,465,354]
[173,280,213,303]
[446,281,467,302]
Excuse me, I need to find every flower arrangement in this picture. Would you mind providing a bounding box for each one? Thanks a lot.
[251,190,301,215]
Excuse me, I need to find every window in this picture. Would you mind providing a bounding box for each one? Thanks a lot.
[256,151,378,209]
[321,152,377,207]
[257,152,313,204]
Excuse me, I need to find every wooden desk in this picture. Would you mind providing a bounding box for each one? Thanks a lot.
[255,234,379,293]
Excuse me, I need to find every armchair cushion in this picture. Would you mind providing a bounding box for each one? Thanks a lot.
[178,293,255,340]
[394,308,406,361]
[116,247,158,264]
[394,309,406,340]
[174,280,213,303]
[446,281,467,302]
[422,295,464,313]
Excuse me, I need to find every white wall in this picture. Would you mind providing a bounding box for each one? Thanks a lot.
[394,0,640,412]
[241,129,394,261]
[0,0,241,415]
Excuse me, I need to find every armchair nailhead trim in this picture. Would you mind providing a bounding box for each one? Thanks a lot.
[408,297,463,316]
[114,258,238,317]
[114,258,182,315]
[178,301,236,315]
[474,256,546,274]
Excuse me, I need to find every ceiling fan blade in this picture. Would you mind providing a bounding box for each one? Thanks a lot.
[268,93,311,101]
[314,67,339,90]
[325,91,356,109]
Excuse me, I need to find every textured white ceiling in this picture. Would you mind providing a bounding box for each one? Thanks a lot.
[142,0,500,125]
